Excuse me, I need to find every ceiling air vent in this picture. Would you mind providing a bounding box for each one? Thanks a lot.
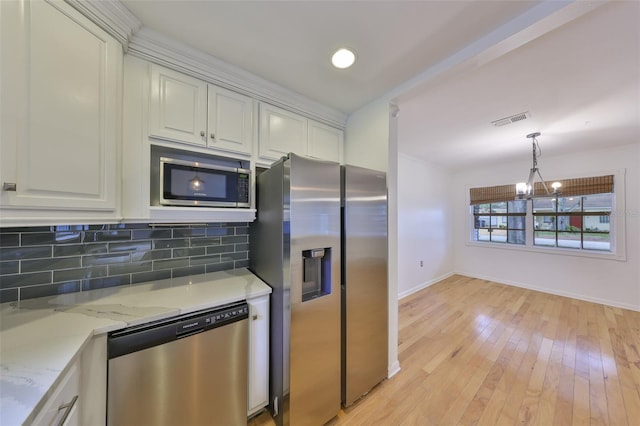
[491,111,530,127]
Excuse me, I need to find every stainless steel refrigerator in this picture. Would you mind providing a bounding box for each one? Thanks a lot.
[341,165,388,407]
[250,153,341,426]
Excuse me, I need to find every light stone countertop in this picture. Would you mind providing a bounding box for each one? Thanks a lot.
[0,268,271,426]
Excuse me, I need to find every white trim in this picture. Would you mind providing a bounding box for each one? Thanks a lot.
[387,360,401,379]
[64,0,142,50]
[64,1,347,128]
[127,28,348,129]
[465,240,625,261]
[454,271,640,313]
[0,216,123,227]
[398,272,454,300]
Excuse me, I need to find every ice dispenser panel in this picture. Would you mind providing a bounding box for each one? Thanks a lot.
[302,248,332,302]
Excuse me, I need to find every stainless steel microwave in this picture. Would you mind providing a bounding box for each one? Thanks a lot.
[151,146,251,208]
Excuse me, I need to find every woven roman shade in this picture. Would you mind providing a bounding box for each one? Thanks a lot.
[548,175,614,198]
[469,184,516,205]
[469,175,614,205]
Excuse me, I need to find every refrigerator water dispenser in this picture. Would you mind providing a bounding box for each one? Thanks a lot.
[302,248,331,301]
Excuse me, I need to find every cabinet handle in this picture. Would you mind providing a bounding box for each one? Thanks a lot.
[210,133,215,139]
[200,131,205,137]
[3,182,16,191]
[252,314,258,321]
[56,395,78,426]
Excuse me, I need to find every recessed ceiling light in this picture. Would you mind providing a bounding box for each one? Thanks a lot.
[331,48,356,69]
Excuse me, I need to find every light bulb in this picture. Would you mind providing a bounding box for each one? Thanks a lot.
[516,182,528,195]
[189,176,204,191]
[331,48,356,69]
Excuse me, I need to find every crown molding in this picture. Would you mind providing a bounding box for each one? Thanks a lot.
[127,27,348,129]
[63,0,347,127]
[64,0,142,51]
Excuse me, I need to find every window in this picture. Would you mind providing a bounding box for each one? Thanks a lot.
[533,194,611,250]
[473,201,526,244]
[469,174,616,255]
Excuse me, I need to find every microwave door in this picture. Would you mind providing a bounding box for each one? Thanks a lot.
[160,159,243,207]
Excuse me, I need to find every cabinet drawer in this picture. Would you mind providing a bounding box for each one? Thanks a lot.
[32,363,80,426]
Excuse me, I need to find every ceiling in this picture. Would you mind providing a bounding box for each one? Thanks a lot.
[120,0,539,115]
[397,0,640,170]
[120,0,639,169]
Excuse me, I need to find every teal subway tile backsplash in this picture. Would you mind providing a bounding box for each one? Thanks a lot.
[0,222,250,302]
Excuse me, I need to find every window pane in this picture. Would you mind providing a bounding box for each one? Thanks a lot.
[557,216,581,232]
[491,202,507,213]
[475,216,490,228]
[534,231,555,246]
[534,215,556,231]
[474,204,490,214]
[476,229,491,242]
[492,216,507,229]
[584,215,610,232]
[558,232,581,249]
[508,230,525,245]
[583,193,612,212]
[508,200,527,213]
[490,229,507,243]
[508,215,525,231]
[557,197,581,212]
[583,233,610,251]
[532,198,555,213]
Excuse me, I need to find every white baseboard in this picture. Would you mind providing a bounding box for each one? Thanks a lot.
[454,270,640,312]
[387,360,401,379]
[398,272,454,300]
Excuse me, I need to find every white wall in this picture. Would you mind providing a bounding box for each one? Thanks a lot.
[345,98,400,376]
[452,142,640,311]
[397,153,454,298]
[344,99,390,171]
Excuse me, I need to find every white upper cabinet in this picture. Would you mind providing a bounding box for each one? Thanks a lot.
[149,66,208,146]
[207,85,254,155]
[259,103,308,161]
[259,103,343,164]
[308,119,344,163]
[0,0,121,222]
[149,64,254,155]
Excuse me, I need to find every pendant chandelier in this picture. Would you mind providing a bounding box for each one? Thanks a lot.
[515,132,562,200]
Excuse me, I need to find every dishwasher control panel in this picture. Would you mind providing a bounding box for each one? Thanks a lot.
[108,301,249,358]
[207,305,249,324]
[176,303,249,337]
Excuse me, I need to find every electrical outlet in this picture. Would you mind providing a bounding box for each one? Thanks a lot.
[420,260,423,267]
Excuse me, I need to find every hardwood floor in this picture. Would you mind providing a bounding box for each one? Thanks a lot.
[249,275,640,425]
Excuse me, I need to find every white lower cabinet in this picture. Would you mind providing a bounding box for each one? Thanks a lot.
[32,362,81,426]
[248,294,270,416]
[79,335,107,426]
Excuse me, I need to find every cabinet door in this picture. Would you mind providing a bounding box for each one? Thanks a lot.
[31,362,80,426]
[149,64,207,146]
[248,295,270,416]
[259,103,308,161]
[308,120,344,163]
[207,85,254,155]
[0,0,120,211]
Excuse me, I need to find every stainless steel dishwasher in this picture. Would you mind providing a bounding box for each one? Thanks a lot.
[107,302,249,426]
